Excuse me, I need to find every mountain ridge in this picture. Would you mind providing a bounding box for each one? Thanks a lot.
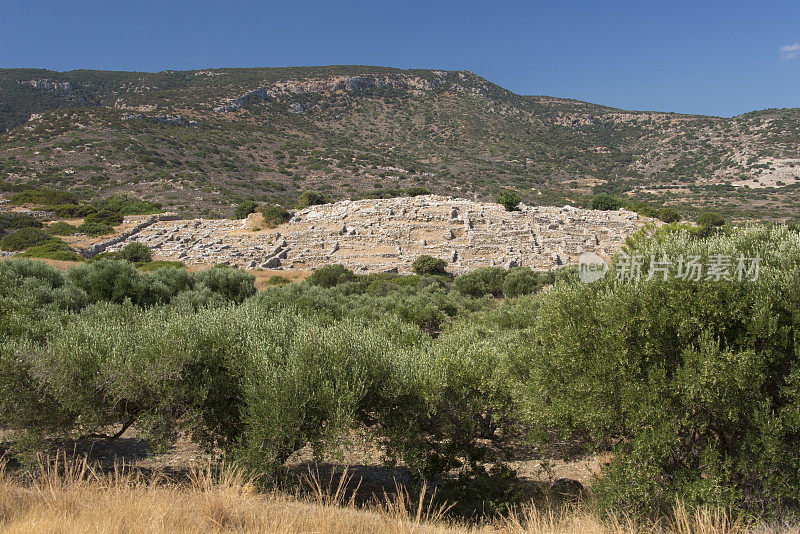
[2,65,799,221]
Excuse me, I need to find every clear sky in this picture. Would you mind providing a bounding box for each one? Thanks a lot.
[2,0,799,117]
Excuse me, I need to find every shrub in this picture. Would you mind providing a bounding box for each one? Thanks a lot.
[194,265,256,304]
[657,207,681,223]
[307,264,356,288]
[0,213,42,236]
[406,187,431,197]
[502,266,551,297]
[262,205,291,228]
[297,191,330,208]
[0,227,55,251]
[591,193,624,211]
[10,188,77,206]
[495,189,521,211]
[66,259,150,305]
[454,267,507,298]
[18,241,82,261]
[233,201,258,220]
[47,221,78,235]
[118,242,152,263]
[83,209,123,227]
[412,255,448,276]
[696,211,726,228]
[78,221,114,236]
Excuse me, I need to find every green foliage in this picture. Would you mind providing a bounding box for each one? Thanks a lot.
[3,225,800,519]
[495,189,521,211]
[502,266,553,298]
[297,190,330,208]
[46,221,78,235]
[406,187,432,197]
[658,207,681,223]
[118,242,152,263]
[696,211,726,228]
[307,264,356,288]
[233,201,258,220]
[10,188,77,206]
[77,221,114,237]
[412,255,448,276]
[0,213,42,236]
[516,225,800,517]
[454,267,507,297]
[591,193,624,211]
[193,265,256,304]
[1,227,56,251]
[17,241,82,261]
[261,205,291,228]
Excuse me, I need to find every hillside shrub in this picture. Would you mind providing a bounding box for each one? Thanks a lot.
[118,242,152,263]
[262,205,291,228]
[1,227,55,251]
[233,201,258,220]
[591,193,624,211]
[193,265,256,304]
[0,213,42,236]
[297,191,330,208]
[307,264,356,288]
[658,207,681,223]
[495,190,521,211]
[412,255,448,276]
[47,221,78,235]
[18,241,82,261]
[454,267,507,297]
[502,266,552,297]
[406,187,432,196]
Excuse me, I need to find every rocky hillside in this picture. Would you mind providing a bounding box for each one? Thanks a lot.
[1,66,799,220]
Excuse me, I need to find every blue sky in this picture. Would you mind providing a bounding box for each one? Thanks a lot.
[2,0,799,117]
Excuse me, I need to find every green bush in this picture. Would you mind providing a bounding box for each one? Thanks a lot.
[47,221,78,236]
[118,242,152,263]
[18,241,82,261]
[193,265,256,304]
[502,266,552,298]
[297,190,330,208]
[78,221,114,237]
[406,187,432,197]
[696,211,726,228]
[0,227,55,251]
[262,205,291,228]
[657,207,681,223]
[412,255,448,276]
[454,267,507,298]
[591,193,624,211]
[10,188,77,206]
[233,201,258,220]
[0,213,42,236]
[515,225,800,517]
[495,189,521,211]
[307,264,356,288]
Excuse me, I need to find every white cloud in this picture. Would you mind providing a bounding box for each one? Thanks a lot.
[780,43,800,60]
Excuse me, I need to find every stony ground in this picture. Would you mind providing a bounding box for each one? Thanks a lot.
[100,196,655,273]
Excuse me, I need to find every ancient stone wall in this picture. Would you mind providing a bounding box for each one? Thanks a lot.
[103,196,656,273]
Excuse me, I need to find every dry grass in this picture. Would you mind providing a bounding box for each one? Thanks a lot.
[0,455,789,534]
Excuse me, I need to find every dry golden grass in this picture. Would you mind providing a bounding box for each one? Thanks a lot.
[0,455,788,534]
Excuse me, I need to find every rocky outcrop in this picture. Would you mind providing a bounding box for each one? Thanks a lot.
[214,87,271,112]
[214,75,437,113]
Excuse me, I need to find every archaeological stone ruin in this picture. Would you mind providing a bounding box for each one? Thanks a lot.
[100,195,656,273]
